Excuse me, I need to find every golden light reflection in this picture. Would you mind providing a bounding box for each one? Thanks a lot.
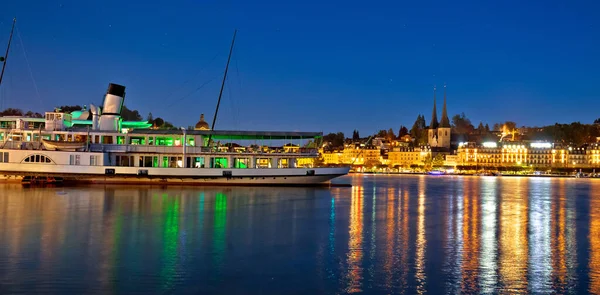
[551,179,567,288]
[415,176,427,294]
[528,179,552,294]
[346,184,364,293]
[461,178,480,293]
[397,188,410,290]
[443,176,462,294]
[590,180,600,292]
[499,177,529,293]
[384,187,396,286]
[480,177,498,293]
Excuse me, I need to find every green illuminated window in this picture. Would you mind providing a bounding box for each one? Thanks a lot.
[234,158,248,168]
[211,157,228,168]
[194,157,205,168]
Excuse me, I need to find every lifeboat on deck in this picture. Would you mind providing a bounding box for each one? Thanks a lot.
[41,139,86,151]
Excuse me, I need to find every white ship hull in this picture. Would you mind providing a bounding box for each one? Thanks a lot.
[0,162,349,186]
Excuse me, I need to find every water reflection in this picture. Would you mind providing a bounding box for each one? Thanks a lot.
[415,176,427,294]
[461,178,480,293]
[1,177,600,294]
[590,181,600,292]
[528,178,552,293]
[499,177,529,293]
[480,177,498,293]
[345,184,364,293]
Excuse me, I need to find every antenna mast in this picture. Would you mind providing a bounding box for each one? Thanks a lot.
[0,18,16,88]
[208,29,237,145]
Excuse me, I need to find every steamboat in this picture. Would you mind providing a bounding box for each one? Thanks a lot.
[0,24,349,185]
[0,83,349,185]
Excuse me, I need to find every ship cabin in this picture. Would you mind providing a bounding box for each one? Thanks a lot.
[0,113,321,169]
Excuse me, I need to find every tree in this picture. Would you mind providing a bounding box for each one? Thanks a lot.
[352,129,360,141]
[364,159,381,168]
[153,117,165,128]
[147,112,154,122]
[398,125,409,138]
[0,108,23,116]
[477,122,485,134]
[451,113,474,135]
[493,123,501,131]
[163,121,175,129]
[485,123,490,132]
[432,154,445,168]
[504,121,517,132]
[121,105,143,121]
[25,111,43,118]
[376,129,388,138]
[422,154,432,169]
[594,118,600,125]
[323,132,345,149]
[387,128,396,141]
[410,114,428,146]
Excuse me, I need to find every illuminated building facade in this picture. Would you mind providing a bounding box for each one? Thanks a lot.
[589,144,600,165]
[457,141,600,169]
[341,144,381,165]
[320,144,384,166]
[388,147,431,167]
[322,150,343,165]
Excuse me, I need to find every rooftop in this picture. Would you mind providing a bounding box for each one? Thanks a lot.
[129,129,323,140]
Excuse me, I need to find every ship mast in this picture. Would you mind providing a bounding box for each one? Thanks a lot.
[208,29,237,146]
[0,18,16,88]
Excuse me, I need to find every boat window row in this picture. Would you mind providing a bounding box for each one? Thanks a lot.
[24,154,52,163]
[113,155,294,168]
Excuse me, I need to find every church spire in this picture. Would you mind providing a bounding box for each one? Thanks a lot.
[429,86,439,129]
[440,84,451,128]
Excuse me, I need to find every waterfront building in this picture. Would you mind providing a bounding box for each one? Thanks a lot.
[322,150,343,165]
[388,146,431,168]
[454,141,600,169]
[341,144,381,165]
[569,146,587,167]
[444,154,458,167]
[589,143,600,166]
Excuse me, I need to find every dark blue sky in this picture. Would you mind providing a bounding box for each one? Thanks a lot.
[1,0,598,135]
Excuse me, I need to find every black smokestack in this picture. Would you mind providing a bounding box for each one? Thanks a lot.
[106,83,126,98]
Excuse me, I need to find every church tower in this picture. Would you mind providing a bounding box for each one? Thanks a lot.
[428,86,439,147]
[437,84,451,149]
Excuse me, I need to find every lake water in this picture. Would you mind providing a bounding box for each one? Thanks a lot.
[1,175,600,294]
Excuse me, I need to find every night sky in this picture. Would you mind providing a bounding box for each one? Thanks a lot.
[1,0,598,135]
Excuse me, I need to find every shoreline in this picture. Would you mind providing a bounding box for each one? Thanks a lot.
[349,171,597,179]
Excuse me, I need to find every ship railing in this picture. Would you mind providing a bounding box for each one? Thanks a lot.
[0,140,43,150]
[88,144,318,156]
